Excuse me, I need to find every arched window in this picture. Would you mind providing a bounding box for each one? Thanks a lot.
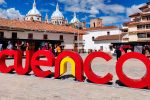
[93,22,96,27]
[92,37,94,41]
[28,33,33,39]
[43,34,48,40]
[107,32,110,35]
[60,35,63,40]
[0,31,4,38]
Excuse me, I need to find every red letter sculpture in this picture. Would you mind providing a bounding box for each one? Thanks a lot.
[84,52,113,84]
[55,51,84,82]
[116,52,150,89]
[0,50,16,73]
[14,50,34,75]
[31,50,55,77]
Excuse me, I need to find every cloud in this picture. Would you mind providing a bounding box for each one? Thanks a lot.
[100,16,129,25]
[40,9,50,13]
[0,0,6,5]
[106,0,111,3]
[0,8,25,20]
[49,3,55,7]
[126,3,144,16]
[25,2,30,5]
[89,14,96,18]
[58,0,126,15]
[81,15,88,21]
[100,4,125,14]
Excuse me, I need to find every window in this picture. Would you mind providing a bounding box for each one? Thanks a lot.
[137,33,147,38]
[143,16,150,20]
[30,17,33,21]
[57,21,59,25]
[142,25,146,29]
[109,45,113,51]
[43,34,48,40]
[100,46,103,51]
[123,30,128,32]
[107,32,110,35]
[93,22,96,27]
[74,36,77,41]
[92,37,94,41]
[147,33,150,38]
[75,43,78,47]
[137,25,142,30]
[147,16,150,20]
[60,35,63,40]
[28,33,33,39]
[137,24,150,29]
[146,24,150,29]
[0,32,4,38]
[12,32,17,39]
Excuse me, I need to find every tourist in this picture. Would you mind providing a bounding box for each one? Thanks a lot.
[26,42,30,51]
[144,46,150,58]
[127,49,132,53]
[0,44,3,51]
[53,45,57,56]
[56,44,61,56]
[120,46,125,55]
[7,41,13,50]
[49,44,52,53]
[115,47,122,61]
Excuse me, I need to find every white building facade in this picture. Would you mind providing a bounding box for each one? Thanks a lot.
[83,26,121,53]
[121,1,150,43]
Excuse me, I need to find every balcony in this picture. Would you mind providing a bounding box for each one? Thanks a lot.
[138,38,150,42]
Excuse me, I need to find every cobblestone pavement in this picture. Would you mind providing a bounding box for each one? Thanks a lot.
[0,53,149,100]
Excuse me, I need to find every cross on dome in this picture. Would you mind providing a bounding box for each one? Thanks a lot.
[33,0,36,8]
[56,3,59,10]
[74,12,77,18]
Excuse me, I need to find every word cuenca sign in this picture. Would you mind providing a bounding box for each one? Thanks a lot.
[0,50,150,89]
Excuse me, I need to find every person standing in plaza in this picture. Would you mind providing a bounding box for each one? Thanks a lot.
[120,46,125,55]
[56,44,61,56]
[144,46,150,58]
[49,44,52,53]
[115,46,122,61]
[7,41,13,50]
[26,42,30,51]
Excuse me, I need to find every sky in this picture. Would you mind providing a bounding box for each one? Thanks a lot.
[0,0,149,27]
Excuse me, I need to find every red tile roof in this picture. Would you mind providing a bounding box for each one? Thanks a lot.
[94,34,124,41]
[139,5,147,10]
[147,2,150,5]
[126,21,150,26]
[129,13,140,17]
[84,26,118,31]
[129,30,150,34]
[0,18,85,35]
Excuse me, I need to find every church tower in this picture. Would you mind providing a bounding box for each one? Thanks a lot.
[70,12,80,24]
[45,13,49,23]
[25,0,42,21]
[50,3,66,25]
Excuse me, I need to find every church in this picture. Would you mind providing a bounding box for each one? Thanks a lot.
[0,0,85,52]
[24,0,84,28]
